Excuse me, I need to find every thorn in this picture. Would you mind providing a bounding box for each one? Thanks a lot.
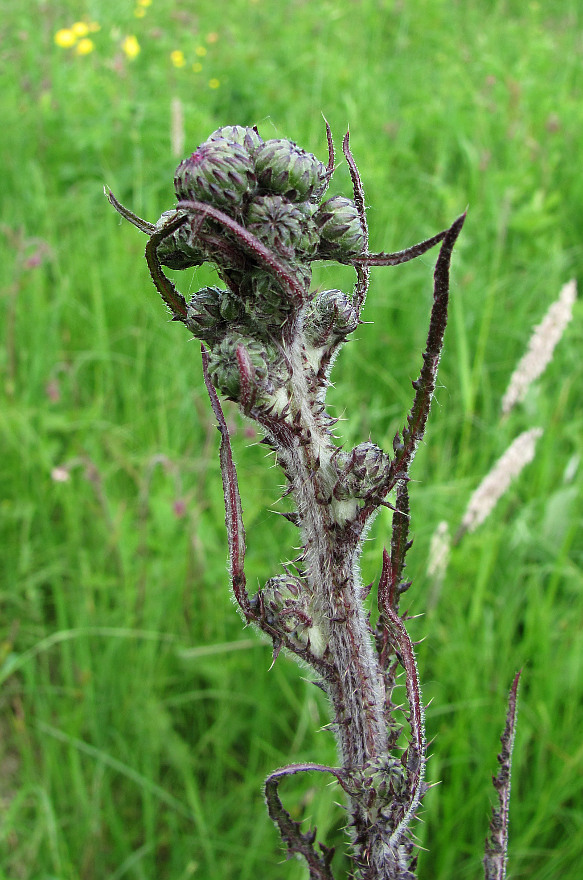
[271,510,300,526]
[269,638,283,669]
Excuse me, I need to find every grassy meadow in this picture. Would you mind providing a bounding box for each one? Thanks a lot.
[1,1,583,878]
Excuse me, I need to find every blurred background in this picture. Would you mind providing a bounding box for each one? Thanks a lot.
[1,1,582,878]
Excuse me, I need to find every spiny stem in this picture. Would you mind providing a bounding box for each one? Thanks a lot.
[108,123,474,880]
[484,671,521,880]
[387,211,466,491]
[342,129,370,311]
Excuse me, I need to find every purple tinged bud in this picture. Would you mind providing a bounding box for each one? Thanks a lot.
[175,139,256,210]
[250,575,313,637]
[334,442,390,500]
[207,125,264,154]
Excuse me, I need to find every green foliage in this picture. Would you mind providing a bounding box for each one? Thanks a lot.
[1,1,582,878]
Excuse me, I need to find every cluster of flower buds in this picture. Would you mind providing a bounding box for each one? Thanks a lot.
[150,124,367,407]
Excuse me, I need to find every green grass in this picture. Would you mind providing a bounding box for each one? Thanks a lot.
[1,1,582,878]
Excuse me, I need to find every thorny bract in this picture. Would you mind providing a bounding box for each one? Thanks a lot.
[107,123,518,880]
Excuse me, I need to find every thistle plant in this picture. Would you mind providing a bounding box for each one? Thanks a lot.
[107,123,518,879]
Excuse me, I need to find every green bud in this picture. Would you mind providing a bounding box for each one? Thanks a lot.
[207,335,271,402]
[315,195,366,260]
[207,125,264,154]
[237,272,290,335]
[246,195,319,259]
[255,139,327,202]
[154,211,206,269]
[243,268,284,307]
[251,575,308,632]
[250,575,327,656]
[303,289,359,347]
[175,139,256,210]
[218,290,244,321]
[185,287,226,345]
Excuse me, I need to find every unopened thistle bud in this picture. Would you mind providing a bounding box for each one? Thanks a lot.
[334,441,390,501]
[175,139,256,210]
[304,289,359,347]
[239,269,292,325]
[154,211,206,269]
[207,125,264,154]
[255,139,327,202]
[246,194,319,259]
[185,286,227,345]
[315,195,366,260]
[207,335,273,403]
[253,574,304,622]
[250,575,326,656]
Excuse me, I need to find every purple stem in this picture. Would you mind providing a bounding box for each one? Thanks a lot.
[483,671,522,880]
[176,199,307,304]
[201,345,251,618]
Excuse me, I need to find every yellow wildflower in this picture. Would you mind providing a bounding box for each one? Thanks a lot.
[71,21,89,38]
[138,0,152,5]
[209,78,220,89]
[195,46,207,57]
[122,35,140,59]
[75,38,94,56]
[170,50,185,68]
[192,62,203,73]
[54,28,76,48]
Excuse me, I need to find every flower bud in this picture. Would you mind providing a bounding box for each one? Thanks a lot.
[185,286,226,345]
[175,139,256,210]
[207,125,264,154]
[315,195,366,260]
[246,195,319,259]
[218,290,244,321]
[239,268,311,331]
[154,211,207,269]
[250,575,308,632]
[334,442,390,501]
[207,335,271,402]
[255,139,327,202]
[242,270,287,317]
[303,289,359,348]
